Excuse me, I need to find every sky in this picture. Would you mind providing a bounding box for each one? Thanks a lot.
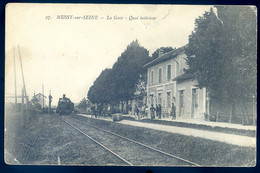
[5,4,211,106]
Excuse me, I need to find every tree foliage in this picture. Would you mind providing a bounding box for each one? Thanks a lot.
[185,6,257,104]
[88,68,114,104]
[77,97,91,111]
[87,40,150,105]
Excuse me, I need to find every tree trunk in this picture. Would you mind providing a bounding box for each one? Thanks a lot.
[229,102,235,123]
[242,101,249,125]
[121,101,124,113]
[126,100,129,114]
[239,101,246,125]
[229,106,232,123]
[110,103,114,114]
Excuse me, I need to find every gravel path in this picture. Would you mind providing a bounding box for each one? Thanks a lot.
[118,120,256,148]
[77,114,256,148]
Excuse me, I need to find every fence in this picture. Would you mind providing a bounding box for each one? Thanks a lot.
[210,99,256,125]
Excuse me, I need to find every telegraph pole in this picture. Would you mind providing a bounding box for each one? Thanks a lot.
[18,45,28,102]
[21,87,25,125]
[13,47,17,110]
[18,45,29,123]
[21,87,24,106]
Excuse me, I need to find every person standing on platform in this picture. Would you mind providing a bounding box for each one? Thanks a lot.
[171,102,176,120]
[91,105,95,117]
[145,105,148,117]
[48,94,52,114]
[158,104,162,119]
[135,105,140,120]
[150,104,155,120]
[94,105,98,118]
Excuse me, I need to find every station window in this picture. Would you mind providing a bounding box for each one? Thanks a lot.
[167,64,171,80]
[150,94,154,106]
[158,68,162,83]
[167,92,171,108]
[151,71,154,85]
[158,93,162,105]
[176,63,179,76]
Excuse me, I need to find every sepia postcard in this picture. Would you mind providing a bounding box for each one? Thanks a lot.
[5,3,257,167]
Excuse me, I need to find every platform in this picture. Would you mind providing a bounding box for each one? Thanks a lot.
[77,114,256,148]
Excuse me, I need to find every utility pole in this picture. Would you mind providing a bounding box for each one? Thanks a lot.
[21,87,26,125]
[21,87,24,107]
[13,47,17,110]
[18,45,28,103]
[18,45,29,123]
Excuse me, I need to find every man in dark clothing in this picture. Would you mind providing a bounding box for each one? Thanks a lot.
[135,105,140,120]
[171,102,176,120]
[91,105,95,117]
[129,105,132,114]
[94,105,98,118]
[158,104,162,119]
[48,94,52,114]
[135,105,139,115]
[97,104,103,117]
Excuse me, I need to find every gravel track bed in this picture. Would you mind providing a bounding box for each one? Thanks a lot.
[63,116,191,166]
[71,114,256,167]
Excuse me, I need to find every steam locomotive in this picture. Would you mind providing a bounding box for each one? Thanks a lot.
[56,94,74,115]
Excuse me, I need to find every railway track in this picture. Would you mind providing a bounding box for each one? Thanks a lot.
[15,133,39,164]
[22,134,39,164]
[60,117,133,166]
[60,115,200,166]
[15,114,129,165]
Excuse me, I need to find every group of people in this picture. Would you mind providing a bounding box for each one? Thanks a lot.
[150,102,176,120]
[89,101,176,120]
[90,104,111,118]
[133,105,148,119]
[149,104,162,119]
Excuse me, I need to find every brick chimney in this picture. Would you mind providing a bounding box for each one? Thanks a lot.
[158,49,164,57]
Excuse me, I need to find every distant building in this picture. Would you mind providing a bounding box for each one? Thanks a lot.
[144,46,208,120]
[33,93,47,109]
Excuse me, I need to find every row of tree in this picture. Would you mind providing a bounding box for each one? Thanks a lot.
[87,40,174,109]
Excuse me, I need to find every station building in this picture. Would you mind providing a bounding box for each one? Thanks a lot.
[144,46,209,120]
[32,93,47,109]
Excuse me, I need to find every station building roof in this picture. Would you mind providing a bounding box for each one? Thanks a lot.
[34,93,47,98]
[143,45,187,69]
[172,72,195,82]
